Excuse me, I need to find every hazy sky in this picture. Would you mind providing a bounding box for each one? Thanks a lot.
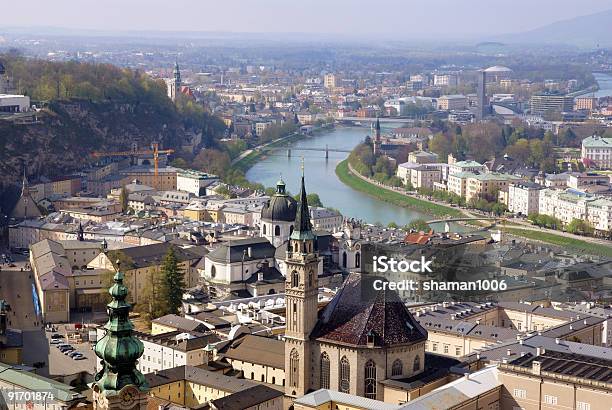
[3,0,612,39]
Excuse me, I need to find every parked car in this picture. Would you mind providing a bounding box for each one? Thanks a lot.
[68,351,82,358]
[50,339,61,345]
[73,356,86,360]
[51,333,63,339]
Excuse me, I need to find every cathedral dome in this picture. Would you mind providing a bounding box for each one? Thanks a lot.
[261,179,297,222]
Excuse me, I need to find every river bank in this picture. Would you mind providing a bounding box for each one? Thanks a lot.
[335,159,462,219]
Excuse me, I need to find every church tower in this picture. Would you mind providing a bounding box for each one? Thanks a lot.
[93,263,149,409]
[373,116,382,155]
[284,171,319,397]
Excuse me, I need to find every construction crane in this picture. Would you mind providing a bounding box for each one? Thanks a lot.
[92,142,175,176]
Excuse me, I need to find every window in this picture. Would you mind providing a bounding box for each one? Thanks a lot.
[320,352,330,389]
[210,265,216,278]
[289,349,299,387]
[263,224,266,235]
[391,359,402,377]
[513,389,526,399]
[355,252,360,268]
[291,271,299,288]
[577,402,590,410]
[413,355,420,372]
[308,271,313,287]
[274,225,280,236]
[443,344,449,354]
[339,356,350,393]
[544,395,557,405]
[364,360,377,399]
[432,343,438,352]
[455,347,462,356]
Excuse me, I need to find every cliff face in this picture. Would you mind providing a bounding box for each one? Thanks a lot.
[0,99,195,213]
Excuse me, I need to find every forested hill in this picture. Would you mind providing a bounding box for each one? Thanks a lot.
[0,55,225,213]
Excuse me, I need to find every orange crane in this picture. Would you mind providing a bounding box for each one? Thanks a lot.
[92,142,175,176]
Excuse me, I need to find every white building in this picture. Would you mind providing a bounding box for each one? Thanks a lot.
[581,136,612,169]
[507,182,544,216]
[0,94,30,113]
[539,189,612,232]
[310,207,342,231]
[449,160,486,176]
[177,169,219,196]
[433,74,458,87]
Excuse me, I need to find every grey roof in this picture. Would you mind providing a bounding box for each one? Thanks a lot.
[152,314,210,333]
[221,334,285,369]
[145,365,256,392]
[111,242,199,269]
[295,389,400,410]
[207,237,276,264]
[209,384,283,410]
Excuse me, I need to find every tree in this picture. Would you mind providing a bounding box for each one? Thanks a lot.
[566,219,594,236]
[119,186,129,213]
[406,219,431,232]
[161,247,186,315]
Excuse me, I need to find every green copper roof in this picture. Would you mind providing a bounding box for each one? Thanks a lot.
[94,266,148,396]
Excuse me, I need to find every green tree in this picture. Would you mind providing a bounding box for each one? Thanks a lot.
[119,186,129,213]
[406,219,431,232]
[566,219,594,236]
[161,248,186,315]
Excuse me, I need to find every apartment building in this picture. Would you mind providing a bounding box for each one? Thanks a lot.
[499,348,611,410]
[581,135,612,169]
[465,172,521,202]
[530,93,574,116]
[145,365,283,409]
[407,150,439,164]
[310,207,342,231]
[507,182,544,216]
[176,169,219,196]
[437,94,468,111]
[433,74,458,87]
[448,160,486,176]
[539,189,612,232]
[574,96,598,111]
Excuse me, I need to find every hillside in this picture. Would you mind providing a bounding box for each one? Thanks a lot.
[498,9,612,47]
[0,56,225,213]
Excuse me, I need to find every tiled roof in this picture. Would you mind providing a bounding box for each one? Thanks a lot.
[311,273,428,347]
[221,334,285,369]
[209,384,283,410]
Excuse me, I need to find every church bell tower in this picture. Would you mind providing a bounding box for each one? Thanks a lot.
[284,169,319,397]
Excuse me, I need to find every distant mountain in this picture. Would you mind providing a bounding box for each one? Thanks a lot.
[497,9,612,47]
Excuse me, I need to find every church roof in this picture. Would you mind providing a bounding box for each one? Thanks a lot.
[311,273,428,347]
[261,179,297,222]
[207,237,275,264]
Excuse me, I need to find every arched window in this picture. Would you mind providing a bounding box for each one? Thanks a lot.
[274,225,280,236]
[364,360,376,399]
[262,224,267,235]
[355,252,361,268]
[339,356,350,393]
[413,355,421,372]
[320,352,330,389]
[308,271,314,287]
[291,271,299,288]
[289,349,299,387]
[210,265,216,278]
[391,359,403,377]
[342,252,347,268]
[290,225,294,235]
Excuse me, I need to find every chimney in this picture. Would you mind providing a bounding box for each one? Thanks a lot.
[536,347,545,356]
[247,247,252,258]
[583,319,587,325]
[532,361,541,376]
[555,338,560,344]
[506,349,512,356]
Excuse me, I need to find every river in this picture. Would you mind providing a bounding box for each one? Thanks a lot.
[592,72,612,98]
[246,125,449,227]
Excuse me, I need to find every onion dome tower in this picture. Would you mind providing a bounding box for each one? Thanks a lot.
[93,262,148,409]
[260,177,298,247]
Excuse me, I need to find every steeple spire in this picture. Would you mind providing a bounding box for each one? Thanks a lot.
[290,168,314,241]
[94,262,148,397]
